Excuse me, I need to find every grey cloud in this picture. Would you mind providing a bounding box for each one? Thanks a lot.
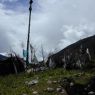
[1,0,18,2]
[0,8,28,55]
[0,29,10,52]
[59,24,95,49]
[0,0,95,59]
[35,0,95,50]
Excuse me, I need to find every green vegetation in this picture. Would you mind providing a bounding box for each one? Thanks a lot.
[0,68,95,95]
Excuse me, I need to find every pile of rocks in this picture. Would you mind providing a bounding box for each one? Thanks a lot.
[60,77,95,95]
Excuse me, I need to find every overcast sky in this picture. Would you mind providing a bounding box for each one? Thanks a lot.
[0,0,95,59]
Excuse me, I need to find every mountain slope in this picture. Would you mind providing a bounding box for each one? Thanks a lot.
[48,35,95,69]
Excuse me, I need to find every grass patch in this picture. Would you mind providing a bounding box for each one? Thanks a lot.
[0,68,95,95]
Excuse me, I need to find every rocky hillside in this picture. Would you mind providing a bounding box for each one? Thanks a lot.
[47,35,95,69]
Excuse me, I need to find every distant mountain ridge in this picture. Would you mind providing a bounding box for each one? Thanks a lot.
[0,54,7,61]
[47,35,95,69]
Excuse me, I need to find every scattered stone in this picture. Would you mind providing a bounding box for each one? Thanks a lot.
[52,80,57,84]
[26,69,32,73]
[27,79,39,87]
[60,77,87,95]
[22,94,27,95]
[58,85,62,88]
[88,91,95,95]
[56,86,66,94]
[47,87,54,92]
[47,80,52,84]
[40,67,46,71]
[56,87,62,92]
[60,89,65,94]
[70,82,74,87]
[32,91,38,95]
[60,77,75,88]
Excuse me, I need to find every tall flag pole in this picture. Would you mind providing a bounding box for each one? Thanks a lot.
[26,0,33,66]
